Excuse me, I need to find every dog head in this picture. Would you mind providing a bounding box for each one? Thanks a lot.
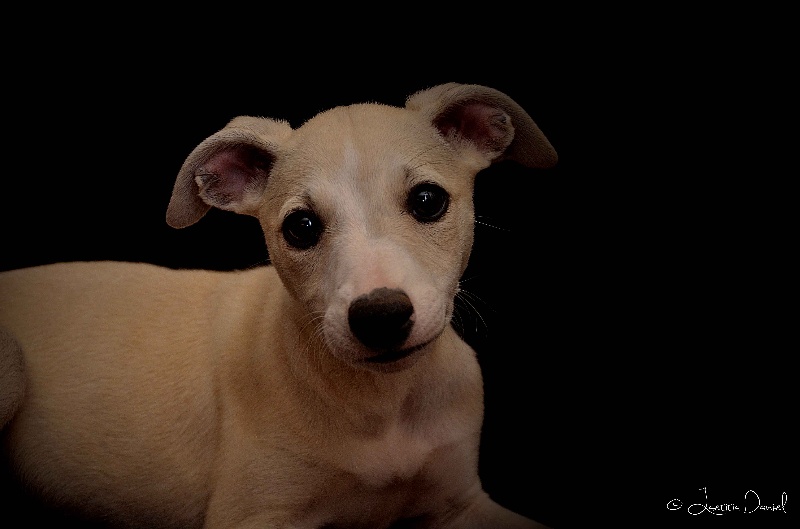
[166,83,556,371]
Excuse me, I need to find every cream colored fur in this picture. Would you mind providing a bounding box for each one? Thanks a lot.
[0,83,557,528]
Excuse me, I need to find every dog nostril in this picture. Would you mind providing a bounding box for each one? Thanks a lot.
[348,288,414,350]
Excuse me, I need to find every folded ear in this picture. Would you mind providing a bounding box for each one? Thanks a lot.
[166,116,292,229]
[405,83,557,169]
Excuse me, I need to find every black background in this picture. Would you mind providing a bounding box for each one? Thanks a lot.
[1,18,794,529]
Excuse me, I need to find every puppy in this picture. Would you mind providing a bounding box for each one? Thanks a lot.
[0,83,557,528]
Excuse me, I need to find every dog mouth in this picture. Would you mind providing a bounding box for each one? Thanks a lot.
[361,339,432,365]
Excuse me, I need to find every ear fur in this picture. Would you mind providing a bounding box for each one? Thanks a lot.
[167,84,555,228]
[406,83,558,169]
[166,117,292,229]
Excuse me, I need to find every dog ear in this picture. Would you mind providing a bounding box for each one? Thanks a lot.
[405,83,557,169]
[166,117,292,229]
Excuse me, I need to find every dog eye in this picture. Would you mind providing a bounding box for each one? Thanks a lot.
[407,183,449,222]
[282,209,323,249]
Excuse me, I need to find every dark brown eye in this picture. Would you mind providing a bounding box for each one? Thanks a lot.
[282,209,322,249]
[407,183,449,222]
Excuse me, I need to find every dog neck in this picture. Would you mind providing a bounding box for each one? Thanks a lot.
[220,276,482,469]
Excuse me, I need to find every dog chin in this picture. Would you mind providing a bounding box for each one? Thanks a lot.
[323,321,446,373]
[352,333,441,373]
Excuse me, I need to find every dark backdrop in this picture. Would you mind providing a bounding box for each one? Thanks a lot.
[2,35,793,529]
[1,55,583,527]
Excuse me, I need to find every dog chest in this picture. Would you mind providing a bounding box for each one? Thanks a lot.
[337,407,478,491]
[343,423,433,487]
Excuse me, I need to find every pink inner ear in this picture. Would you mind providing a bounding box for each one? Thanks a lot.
[203,149,252,198]
[196,145,273,208]
[435,102,512,155]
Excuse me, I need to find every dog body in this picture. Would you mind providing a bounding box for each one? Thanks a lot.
[0,84,557,528]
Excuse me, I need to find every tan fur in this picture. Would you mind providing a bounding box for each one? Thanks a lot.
[0,83,556,528]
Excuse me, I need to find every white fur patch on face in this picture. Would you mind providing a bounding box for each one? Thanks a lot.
[274,106,468,371]
[321,235,452,368]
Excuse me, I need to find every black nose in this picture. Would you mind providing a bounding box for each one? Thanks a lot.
[348,288,414,350]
